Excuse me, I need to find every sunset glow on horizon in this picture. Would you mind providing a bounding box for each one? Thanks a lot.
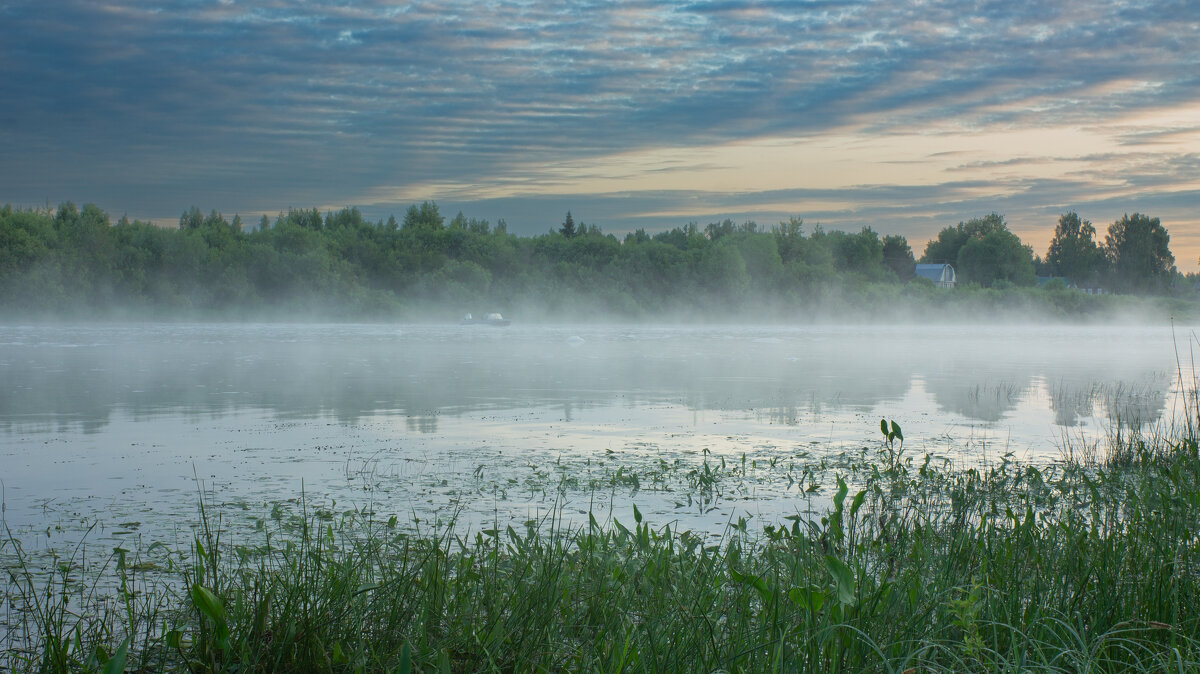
[3,0,1198,266]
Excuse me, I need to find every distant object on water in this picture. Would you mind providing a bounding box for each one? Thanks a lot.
[461,312,511,326]
[914,263,956,288]
[566,335,585,346]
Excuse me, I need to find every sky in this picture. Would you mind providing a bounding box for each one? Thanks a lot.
[2,0,1198,267]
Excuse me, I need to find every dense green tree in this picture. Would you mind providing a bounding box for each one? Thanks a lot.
[180,206,205,230]
[831,227,884,276]
[0,199,1185,318]
[403,201,444,231]
[54,203,117,302]
[424,259,492,304]
[1104,213,1175,293]
[734,234,784,287]
[194,210,240,253]
[281,207,324,231]
[576,221,605,238]
[203,209,229,230]
[467,217,491,235]
[326,207,365,230]
[794,225,836,280]
[1032,254,1053,278]
[0,206,55,280]
[920,213,1008,265]
[265,214,326,256]
[624,229,651,245]
[559,212,576,238]
[772,217,805,261]
[654,223,704,251]
[111,218,170,299]
[703,219,732,241]
[698,241,749,299]
[922,214,1034,287]
[611,240,689,308]
[1046,212,1105,285]
[956,229,1036,287]
[881,234,915,280]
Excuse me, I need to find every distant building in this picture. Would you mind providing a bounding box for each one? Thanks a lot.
[914,263,956,288]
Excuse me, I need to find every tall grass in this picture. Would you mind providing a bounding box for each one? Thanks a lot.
[5,428,1200,672]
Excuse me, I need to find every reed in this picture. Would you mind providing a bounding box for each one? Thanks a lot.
[5,428,1200,672]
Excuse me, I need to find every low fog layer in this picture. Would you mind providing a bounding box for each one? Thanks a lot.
[0,322,1186,551]
[0,204,1194,325]
[0,323,1180,436]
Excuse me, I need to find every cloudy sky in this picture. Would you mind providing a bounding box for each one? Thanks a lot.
[3,0,1198,265]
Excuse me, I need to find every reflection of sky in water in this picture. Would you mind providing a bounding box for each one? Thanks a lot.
[0,323,1188,544]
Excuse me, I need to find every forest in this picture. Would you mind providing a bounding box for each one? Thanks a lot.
[0,201,1191,320]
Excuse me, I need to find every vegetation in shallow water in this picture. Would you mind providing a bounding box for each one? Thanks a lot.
[5,418,1200,672]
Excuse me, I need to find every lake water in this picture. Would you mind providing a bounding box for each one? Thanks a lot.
[0,322,1189,551]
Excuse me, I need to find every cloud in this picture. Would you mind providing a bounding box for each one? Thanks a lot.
[1,0,1198,262]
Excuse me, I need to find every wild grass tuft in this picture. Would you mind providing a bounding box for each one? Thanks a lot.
[5,428,1200,672]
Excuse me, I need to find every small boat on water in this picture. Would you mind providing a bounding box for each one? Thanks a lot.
[460,312,511,326]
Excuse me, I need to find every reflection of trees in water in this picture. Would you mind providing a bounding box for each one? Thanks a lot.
[918,340,1174,428]
[1047,379,1100,427]
[1101,378,1170,427]
[1046,374,1171,428]
[925,374,1171,428]
[762,404,800,426]
[916,342,1037,423]
[0,327,1179,434]
[923,377,1032,423]
[405,415,439,433]
[0,413,113,436]
[0,333,915,432]
[965,381,1025,423]
[756,391,830,426]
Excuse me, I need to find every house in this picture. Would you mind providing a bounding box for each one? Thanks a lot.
[914,263,956,288]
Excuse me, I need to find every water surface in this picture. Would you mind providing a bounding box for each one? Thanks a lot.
[0,322,1186,546]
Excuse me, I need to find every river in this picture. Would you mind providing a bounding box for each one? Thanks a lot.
[0,322,1188,549]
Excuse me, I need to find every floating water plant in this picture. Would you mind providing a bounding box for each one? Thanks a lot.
[5,416,1200,672]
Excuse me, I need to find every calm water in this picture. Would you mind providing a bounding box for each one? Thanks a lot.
[0,322,1187,547]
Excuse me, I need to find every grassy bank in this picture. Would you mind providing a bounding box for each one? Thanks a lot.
[5,427,1200,672]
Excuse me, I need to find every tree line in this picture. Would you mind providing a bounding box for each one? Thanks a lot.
[922,211,1178,294]
[0,201,1189,318]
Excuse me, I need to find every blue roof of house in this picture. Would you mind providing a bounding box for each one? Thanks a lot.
[914,263,952,281]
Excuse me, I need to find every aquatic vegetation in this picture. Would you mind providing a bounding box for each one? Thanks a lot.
[5,421,1200,672]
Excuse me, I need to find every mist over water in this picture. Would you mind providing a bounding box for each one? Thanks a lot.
[0,322,1186,545]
